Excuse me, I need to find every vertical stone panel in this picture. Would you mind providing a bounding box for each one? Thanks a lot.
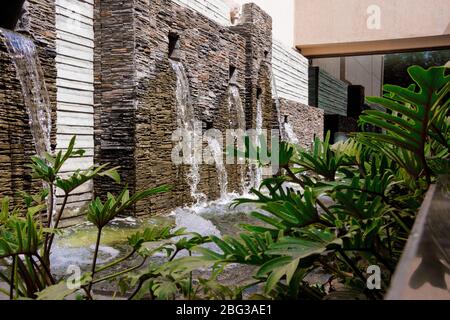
[230,3,274,132]
[93,0,137,203]
[94,0,269,216]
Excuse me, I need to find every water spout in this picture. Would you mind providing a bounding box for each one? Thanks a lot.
[253,94,263,189]
[1,28,54,222]
[284,121,299,145]
[0,0,25,30]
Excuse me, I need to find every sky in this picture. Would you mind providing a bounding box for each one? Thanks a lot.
[226,0,295,48]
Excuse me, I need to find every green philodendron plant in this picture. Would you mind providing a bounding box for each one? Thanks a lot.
[0,136,171,299]
[164,65,449,300]
[1,65,448,301]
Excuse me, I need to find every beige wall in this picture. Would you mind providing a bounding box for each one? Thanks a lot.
[295,0,450,57]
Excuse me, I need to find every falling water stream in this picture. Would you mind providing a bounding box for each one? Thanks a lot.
[0,29,52,157]
[253,97,263,188]
[228,84,247,192]
[205,135,228,199]
[1,29,54,222]
[169,59,205,203]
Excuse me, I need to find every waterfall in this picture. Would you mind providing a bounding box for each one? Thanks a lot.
[253,97,263,189]
[284,122,299,145]
[205,135,228,199]
[228,85,246,132]
[228,84,247,193]
[0,29,52,157]
[1,29,54,222]
[170,59,205,203]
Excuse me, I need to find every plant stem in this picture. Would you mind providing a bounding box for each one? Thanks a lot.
[46,183,54,229]
[87,227,103,294]
[10,256,16,300]
[16,256,36,298]
[43,183,54,262]
[169,249,180,262]
[45,193,69,261]
[392,212,410,233]
[188,251,192,300]
[34,254,56,285]
[26,255,44,291]
[91,257,147,285]
[128,273,153,300]
[95,249,137,274]
[337,249,378,300]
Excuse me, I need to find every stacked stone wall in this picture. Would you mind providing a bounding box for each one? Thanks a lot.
[94,0,269,215]
[279,98,324,150]
[0,0,56,208]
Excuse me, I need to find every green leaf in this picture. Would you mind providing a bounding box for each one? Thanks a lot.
[358,66,450,180]
[98,167,121,184]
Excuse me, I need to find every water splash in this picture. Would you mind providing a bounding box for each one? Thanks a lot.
[170,59,205,203]
[0,29,52,157]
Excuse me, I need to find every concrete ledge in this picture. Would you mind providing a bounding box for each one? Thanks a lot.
[387,176,450,300]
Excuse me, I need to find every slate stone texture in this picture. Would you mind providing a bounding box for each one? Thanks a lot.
[279,98,324,151]
[94,0,276,216]
[0,0,327,221]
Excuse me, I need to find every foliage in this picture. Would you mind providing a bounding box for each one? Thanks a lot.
[0,136,170,300]
[166,65,449,300]
[384,50,450,88]
[1,65,448,300]
[358,66,450,184]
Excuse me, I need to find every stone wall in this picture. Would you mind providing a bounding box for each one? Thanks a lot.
[230,3,276,131]
[134,0,249,215]
[172,0,231,26]
[94,0,274,216]
[172,0,310,105]
[0,0,57,208]
[93,0,136,199]
[279,98,324,150]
